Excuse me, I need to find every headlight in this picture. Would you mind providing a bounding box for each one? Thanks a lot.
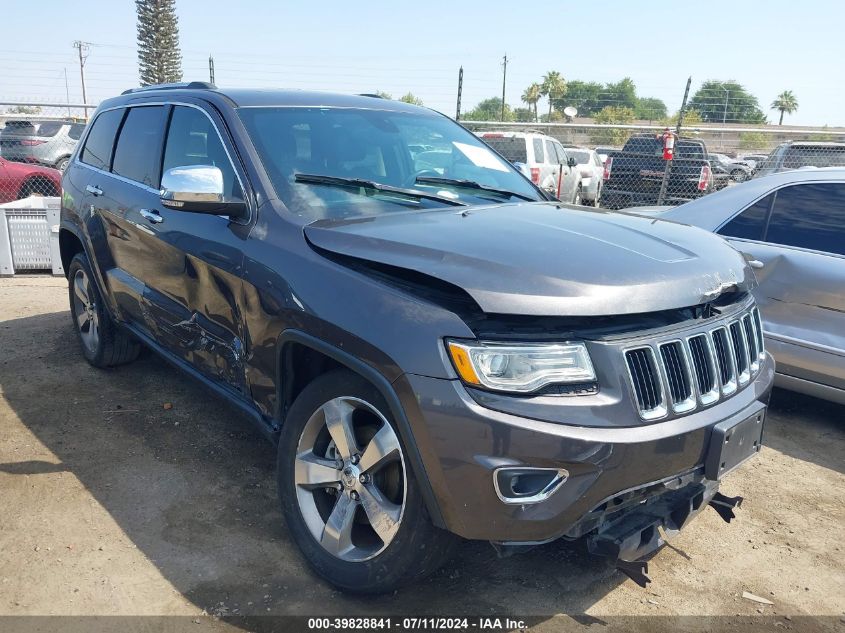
[446,340,596,394]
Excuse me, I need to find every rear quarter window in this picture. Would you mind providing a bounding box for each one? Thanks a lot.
[80,108,124,171]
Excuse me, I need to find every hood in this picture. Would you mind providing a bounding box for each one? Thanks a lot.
[304,202,755,317]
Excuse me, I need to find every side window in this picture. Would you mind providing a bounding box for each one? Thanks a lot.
[532,138,544,164]
[112,106,166,187]
[163,106,243,201]
[766,183,845,256]
[80,109,124,171]
[719,193,772,241]
[545,140,558,164]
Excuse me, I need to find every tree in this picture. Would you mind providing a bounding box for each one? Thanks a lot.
[558,80,603,116]
[540,71,566,120]
[399,92,424,106]
[591,106,635,146]
[136,0,183,86]
[634,97,667,121]
[771,90,798,125]
[5,105,42,115]
[688,80,766,124]
[462,97,513,122]
[521,83,542,121]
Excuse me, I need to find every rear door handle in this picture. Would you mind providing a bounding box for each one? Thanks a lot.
[139,209,164,224]
[86,184,103,196]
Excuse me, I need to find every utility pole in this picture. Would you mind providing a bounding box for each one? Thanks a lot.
[500,54,508,122]
[658,76,693,206]
[73,41,91,118]
[455,66,463,121]
[64,68,71,117]
[208,55,215,84]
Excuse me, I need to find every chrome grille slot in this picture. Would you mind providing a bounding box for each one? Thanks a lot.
[687,334,719,405]
[711,327,738,395]
[625,347,666,420]
[729,320,751,385]
[752,307,765,360]
[742,313,760,374]
[659,341,695,413]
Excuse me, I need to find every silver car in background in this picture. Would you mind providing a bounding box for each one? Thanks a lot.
[657,169,845,404]
[0,119,86,171]
[565,147,604,206]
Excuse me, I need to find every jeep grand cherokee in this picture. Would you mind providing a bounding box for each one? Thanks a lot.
[59,82,774,593]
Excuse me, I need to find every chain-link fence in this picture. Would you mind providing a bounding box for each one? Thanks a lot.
[463,120,845,209]
[0,102,91,203]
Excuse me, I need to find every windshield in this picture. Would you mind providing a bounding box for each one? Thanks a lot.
[238,107,541,221]
[568,150,591,164]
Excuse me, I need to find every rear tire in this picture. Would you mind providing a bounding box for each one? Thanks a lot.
[277,369,458,593]
[67,252,140,368]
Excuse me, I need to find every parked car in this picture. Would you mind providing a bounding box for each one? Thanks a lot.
[602,134,714,209]
[754,141,845,178]
[0,156,62,203]
[477,130,583,203]
[60,83,773,593]
[565,147,604,206]
[710,153,753,182]
[0,119,86,171]
[658,168,845,405]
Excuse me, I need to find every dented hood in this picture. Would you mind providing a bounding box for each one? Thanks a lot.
[304,202,755,316]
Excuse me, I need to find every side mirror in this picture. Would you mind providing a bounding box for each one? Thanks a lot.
[567,157,577,168]
[160,165,246,217]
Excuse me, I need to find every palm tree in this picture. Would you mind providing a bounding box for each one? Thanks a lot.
[771,90,798,125]
[521,83,542,121]
[540,71,566,120]
[524,84,542,121]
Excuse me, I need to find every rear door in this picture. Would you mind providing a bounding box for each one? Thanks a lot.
[718,182,845,394]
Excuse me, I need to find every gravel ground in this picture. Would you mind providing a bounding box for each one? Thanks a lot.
[0,276,843,632]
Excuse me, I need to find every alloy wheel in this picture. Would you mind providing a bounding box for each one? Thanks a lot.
[294,396,406,562]
[71,268,99,353]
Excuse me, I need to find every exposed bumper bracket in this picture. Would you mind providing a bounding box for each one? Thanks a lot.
[708,491,743,523]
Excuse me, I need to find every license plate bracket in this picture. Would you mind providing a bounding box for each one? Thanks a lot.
[705,404,766,480]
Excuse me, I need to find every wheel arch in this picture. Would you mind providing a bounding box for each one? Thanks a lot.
[275,329,446,529]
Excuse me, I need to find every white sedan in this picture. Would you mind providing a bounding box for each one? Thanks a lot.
[565,148,604,206]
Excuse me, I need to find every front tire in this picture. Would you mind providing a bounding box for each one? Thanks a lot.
[277,369,457,593]
[67,253,140,367]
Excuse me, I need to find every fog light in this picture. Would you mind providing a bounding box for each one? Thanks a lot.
[493,467,568,505]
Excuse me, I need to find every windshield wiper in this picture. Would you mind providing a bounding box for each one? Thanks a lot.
[415,176,536,202]
[294,173,466,207]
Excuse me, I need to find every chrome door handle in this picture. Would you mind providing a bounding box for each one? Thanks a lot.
[86,184,103,196]
[139,209,164,224]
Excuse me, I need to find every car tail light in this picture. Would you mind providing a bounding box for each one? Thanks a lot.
[530,167,540,184]
[20,139,46,146]
[603,157,613,181]
[697,163,711,191]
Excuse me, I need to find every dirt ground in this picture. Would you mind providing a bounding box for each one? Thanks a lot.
[0,276,843,631]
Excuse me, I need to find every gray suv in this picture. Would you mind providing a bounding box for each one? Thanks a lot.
[59,83,774,593]
[0,119,85,171]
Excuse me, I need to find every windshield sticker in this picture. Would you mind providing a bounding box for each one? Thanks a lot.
[452,142,510,172]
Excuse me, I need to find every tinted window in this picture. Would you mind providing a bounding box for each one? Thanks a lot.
[719,194,772,241]
[68,123,85,140]
[545,140,558,164]
[112,106,166,187]
[481,136,527,163]
[532,138,544,163]
[766,183,845,255]
[81,109,124,171]
[163,106,243,201]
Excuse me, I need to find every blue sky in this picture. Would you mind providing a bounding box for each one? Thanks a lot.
[2,0,843,126]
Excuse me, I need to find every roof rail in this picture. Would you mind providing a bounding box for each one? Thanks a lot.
[121,81,216,95]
